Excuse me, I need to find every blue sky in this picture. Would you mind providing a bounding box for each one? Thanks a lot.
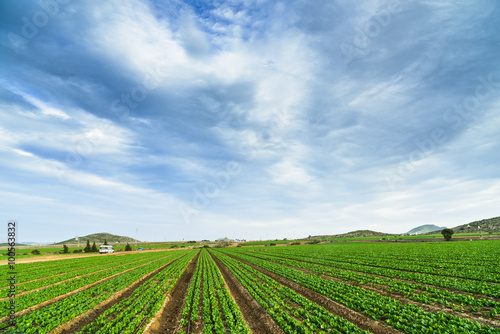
[1,0,499,243]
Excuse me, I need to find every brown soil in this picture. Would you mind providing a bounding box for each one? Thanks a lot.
[56,255,185,334]
[209,251,285,334]
[224,253,402,334]
[154,251,200,334]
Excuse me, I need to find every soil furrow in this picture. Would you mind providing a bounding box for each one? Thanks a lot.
[155,251,200,334]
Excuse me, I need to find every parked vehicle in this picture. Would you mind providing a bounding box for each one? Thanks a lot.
[99,245,114,254]
[137,247,145,251]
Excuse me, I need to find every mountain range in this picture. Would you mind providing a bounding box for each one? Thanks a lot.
[406,224,447,235]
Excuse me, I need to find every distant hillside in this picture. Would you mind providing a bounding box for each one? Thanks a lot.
[54,233,139,245]
[451,216,500,234]
[406,224,446,235]
[315,230,398,239]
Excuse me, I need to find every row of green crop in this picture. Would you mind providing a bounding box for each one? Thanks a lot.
[293,241,500,267]
[76,250,197,334]
[223,249,500,333]
[0,254,150,298]
[0,253,136,287]
[0,251,177,318]
[180,249,203,327]
[240,249,500,317]
[177,249,250,333]
[211,250,369,334]
[0,250,191,334]
[253,242,500,282]
[248,246,500,298]
[204,250,250,333]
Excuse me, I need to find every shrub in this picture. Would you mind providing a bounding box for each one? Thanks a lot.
[215,237,231,248]
[31,249,41,255]
[125,243,132,251]
[63,244,69,254]
[441,228,454,241]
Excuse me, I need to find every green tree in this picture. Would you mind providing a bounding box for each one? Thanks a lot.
[91,241,98,252]
[441,228,454,241]
[63,244,69,253]
[84,240,91,253]
[104,238,108,245]
[125,243,132,251]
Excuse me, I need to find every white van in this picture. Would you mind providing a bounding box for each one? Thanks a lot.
[99,245,114,254]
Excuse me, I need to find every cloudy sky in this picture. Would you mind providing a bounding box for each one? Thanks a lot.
[1,0,499,243]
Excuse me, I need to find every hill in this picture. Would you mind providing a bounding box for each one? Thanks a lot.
[406,224,446,235]
[54,233,139,245]
[315,230,398,239]
[450,216,500,234]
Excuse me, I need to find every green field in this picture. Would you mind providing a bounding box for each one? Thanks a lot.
[2,240,499,333]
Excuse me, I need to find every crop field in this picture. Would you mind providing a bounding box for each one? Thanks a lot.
[1,241,500,333]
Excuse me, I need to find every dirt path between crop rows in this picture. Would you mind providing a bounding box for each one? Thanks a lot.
[154,251,200,334]
[56,254,186,334]
[209,251,284,334]
[257,252,500,303]
[222,252,403,334]
[243,253,500,329]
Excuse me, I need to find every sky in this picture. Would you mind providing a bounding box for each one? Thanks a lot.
[1,0,499,243]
